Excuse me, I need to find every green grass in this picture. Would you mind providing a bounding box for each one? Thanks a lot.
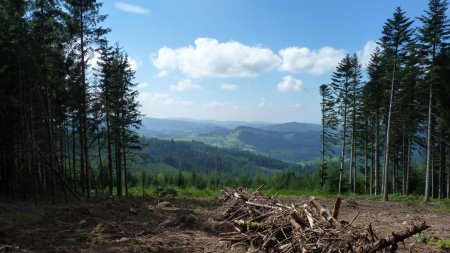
[435,239,450,249]
[127,185,450,213]
[437,199,450,212]
[416,234,450,249]
[128,186,221,198]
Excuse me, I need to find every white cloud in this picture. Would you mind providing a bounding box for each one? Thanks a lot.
[155,70,168,78]
[138,92,194,107]
[128,57,141,71]
[170,79,201,92]
[114,2,150,15]
[153,38,281,78]
[278,46,345,75]
[137,82,148,89]
[220,83,237,91]
[358,40,378,68]
[204,101,231,110]
[258,98,268,107]
[277,75,304,93]
[88,50,101,70]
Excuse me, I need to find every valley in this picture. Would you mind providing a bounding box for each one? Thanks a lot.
[137,117,323,163]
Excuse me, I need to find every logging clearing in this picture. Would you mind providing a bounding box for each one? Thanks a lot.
[0,189,449,252]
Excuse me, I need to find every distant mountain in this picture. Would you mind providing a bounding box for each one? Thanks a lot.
[234,126,321,162]
[169,117,271,129]
[262,122,322,133]
[139,117,227,136]
[137,117,322,162]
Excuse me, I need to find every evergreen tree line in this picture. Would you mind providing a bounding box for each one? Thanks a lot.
[0,0,141,203]
[320,1,450,201]
[134,167,319,196]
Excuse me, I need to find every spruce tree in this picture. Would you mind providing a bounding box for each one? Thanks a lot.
[319,84,337,191]
[379,6,414,201]
[417,0,450,202]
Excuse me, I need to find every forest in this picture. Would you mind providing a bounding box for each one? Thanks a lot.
[0,0,141,202]
[318,2,450,201]
[0,0,449,204]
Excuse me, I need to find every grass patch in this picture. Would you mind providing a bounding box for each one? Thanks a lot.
[435,239,450,249]
[128,186,221,198]
[261,188,331,198]
[437,199,450,212]
[416,234,450,249]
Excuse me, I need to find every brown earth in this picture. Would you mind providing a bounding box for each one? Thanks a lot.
[0,195,449,252]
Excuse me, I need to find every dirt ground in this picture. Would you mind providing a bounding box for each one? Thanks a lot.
[0,195,449,253]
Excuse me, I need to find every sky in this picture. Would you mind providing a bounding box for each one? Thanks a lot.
[99,0,434,124]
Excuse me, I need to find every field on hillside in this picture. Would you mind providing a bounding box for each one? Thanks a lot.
[0,195,449,253]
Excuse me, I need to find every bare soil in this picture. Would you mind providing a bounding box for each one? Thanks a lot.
[0,196,449,252]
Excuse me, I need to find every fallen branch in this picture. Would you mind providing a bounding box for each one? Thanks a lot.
[355,221,430,253]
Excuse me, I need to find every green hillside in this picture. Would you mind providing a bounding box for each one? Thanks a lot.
[137,137,305,176]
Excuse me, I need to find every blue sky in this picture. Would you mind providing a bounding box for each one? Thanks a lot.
[99,0,433,123]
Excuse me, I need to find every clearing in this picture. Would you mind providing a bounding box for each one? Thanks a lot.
[0,194,449,252]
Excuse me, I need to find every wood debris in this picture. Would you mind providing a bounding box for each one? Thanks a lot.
[217,187,429,253]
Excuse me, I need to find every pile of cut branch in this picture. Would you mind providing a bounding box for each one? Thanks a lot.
[217,187,429,253]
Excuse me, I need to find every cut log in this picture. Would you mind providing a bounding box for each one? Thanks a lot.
[355,222,430,253]
[290,211,307,229]
[302,204,315,228]
[309,196,338,227]
[332,197,342,219]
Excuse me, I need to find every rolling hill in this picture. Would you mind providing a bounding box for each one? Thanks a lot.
[137,117,322,162]
[138,137,304,176]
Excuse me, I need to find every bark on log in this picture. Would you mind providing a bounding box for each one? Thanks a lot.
[332,197,342,219]
[302,204,315,228]
[356,222,430,253]
[309,197,339,227]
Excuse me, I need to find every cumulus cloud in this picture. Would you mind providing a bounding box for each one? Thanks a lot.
[170,79,201,92]
[128,57,141,71]
[88,50,101,70]
[138,92,193,107]
[152,38,281,78]
[114,2,150,15]
[277,75,304,93]
[358,40,378,68]
[278,46,345,75]
[220,83,237,91]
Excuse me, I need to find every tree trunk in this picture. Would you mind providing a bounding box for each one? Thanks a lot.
[424,49,434,202]
[72,116,77,190]
[402,132,406,195]
[439,129,445,199]
[80,1,91,201]
[364,119,369,194]
[374,113,380,196]
[338,104,348,194]
[321,118,325,189]
[370,143,374,195]
[432,146,435,199]
[115,131,122,197]
[122,124,128,197]
[383,64,396,201]
[447,139,449,199]
[96,126,104,194]
[406,137,411,195]
[79,123,85,195]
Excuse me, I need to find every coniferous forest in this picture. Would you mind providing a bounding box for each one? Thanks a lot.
[319,2,450,201]
[0,0,141,202]
[0,0,450,205]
